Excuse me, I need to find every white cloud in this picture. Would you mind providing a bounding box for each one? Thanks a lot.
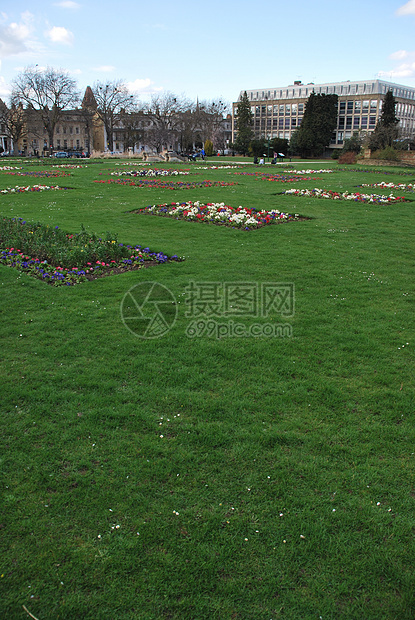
[0,75,11,99]
[54,1,81,9]
[390,50,408,60]
[92,65,116,72]
[127,78,163,96]
[378,63,415,79]
[378,50,415,80]
[397,0,415,16]
[45,26,74,45]
[0,11,36,59]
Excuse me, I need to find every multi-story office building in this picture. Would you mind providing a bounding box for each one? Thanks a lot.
[232,79,415,149]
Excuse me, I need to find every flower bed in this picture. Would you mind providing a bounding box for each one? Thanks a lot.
[234,172,322,182]
[133,201,303,229]
[288,169,334,174]
[283,188,408,203]
[195,165,241,170]
[109,169,189,177]
[359,181,415,192]
[94,179,236,190]
[0,166,23,171]
[0,216,181,286]
[0,184,72,195]
[2,170,72,178]
[51,164,87,169]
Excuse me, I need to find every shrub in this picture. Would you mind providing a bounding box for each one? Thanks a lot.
[331,150,340,160]
[204,140,214,157]
[372,146,400,161]
[338,152,357,164]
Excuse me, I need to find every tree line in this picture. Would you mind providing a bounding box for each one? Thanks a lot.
[0,66,231,155]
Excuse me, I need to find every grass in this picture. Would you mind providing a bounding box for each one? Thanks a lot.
[0,156,415,619]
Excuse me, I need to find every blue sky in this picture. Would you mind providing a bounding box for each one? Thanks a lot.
[1,0,415,106]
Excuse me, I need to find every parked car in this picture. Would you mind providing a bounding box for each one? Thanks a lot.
[54,151,69,158]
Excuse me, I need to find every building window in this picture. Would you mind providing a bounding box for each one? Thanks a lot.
[273,118,278,128]
[370,100,377,111]
[273,105,278,115]
[267,105,272,115]
[56,126,60,134]
[298,103,304,114]
[63,127,66,134]
[292,103,297,115]
[291,118,297,128]
[346,117,352,129]
[338,117,345,129]
[362,100,369,111]
[339,101,346,113]
[355,100,361,113]
[279,104,284,115]
[255,106,260,115]
[285,104,291,115]
[57,139,60,147]
[347,101,353,113]
[353,117,360,129]
[361,116,368,128]
[369,116,376,127]
[261,106,266,115]
[69,126,73,134]
[267,118,271,129]
[279,118,284,129]
[76,127,79,134]
[285,118,290,129]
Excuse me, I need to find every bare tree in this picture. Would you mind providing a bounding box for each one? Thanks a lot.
[196,99,230,150]
[117,107,145,152]
[145,92,191,153]
[92,80,136,151]
[11,66,80,152]
[0,100,27,155]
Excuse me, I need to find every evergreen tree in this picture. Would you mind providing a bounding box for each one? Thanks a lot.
[233,91,253,156]
[294,92,338,157]
[368,90,399,150]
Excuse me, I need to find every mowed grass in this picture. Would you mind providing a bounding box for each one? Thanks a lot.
[1,157,414,619]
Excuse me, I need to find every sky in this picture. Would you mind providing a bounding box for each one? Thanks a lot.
[1,0,415,108]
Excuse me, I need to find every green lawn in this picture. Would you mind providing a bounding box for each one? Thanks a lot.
[1,157,414,619]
